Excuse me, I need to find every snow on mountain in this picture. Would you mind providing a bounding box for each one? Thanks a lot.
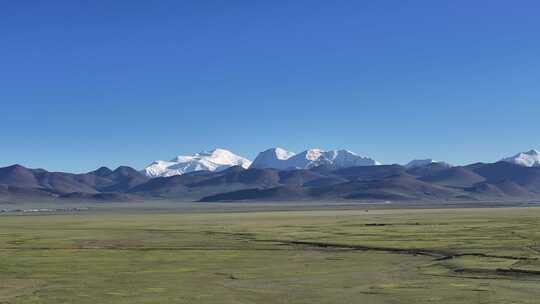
[250,148,380,170]
[501,149,540,167]
[144,149,252,178]
[405,159,451,168]
[250,148,295,169]
[325,149,381,167]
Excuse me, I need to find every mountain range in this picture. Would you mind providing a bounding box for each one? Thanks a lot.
[1,148,540,204]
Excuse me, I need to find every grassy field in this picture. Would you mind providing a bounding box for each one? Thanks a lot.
[1,206,540,303]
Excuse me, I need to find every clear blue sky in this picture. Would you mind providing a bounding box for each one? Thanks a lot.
[1,1,539,172]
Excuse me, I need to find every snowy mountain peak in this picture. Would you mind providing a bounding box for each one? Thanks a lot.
[144,149,252,178]
[270,147,296,160]
[502,149,540,167]
[304,149,324,161]
[250,148,380,170]
[173,148,233,161]
[250,148,295,169]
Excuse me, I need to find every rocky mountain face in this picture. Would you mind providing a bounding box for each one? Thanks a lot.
[250,148,380,170]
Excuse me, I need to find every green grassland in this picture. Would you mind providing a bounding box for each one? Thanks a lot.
[1,206,540,303]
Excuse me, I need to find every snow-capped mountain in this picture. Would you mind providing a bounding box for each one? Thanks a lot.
[250,148,295,169]
[501,149,540,167]
[250,148,380,170]
[405,159,451,168]
[144,149,252,178]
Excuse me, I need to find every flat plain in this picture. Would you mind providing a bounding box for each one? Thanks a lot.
[1,204,540,303]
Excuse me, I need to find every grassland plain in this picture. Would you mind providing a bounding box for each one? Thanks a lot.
[1,206,540,303]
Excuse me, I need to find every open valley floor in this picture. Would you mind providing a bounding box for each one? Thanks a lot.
[1,203,540,303]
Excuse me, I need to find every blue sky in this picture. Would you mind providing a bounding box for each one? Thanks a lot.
[1,1,539,172]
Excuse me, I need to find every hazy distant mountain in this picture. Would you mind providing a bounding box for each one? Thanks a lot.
[0,164,148,202]
[198,160,540,202]
[201,173,460,202]
[466,180,534,198]
[406,162,453,177]
[90,166,150,192]
[468,161,540,191]
[315,173,460,201]
[0,165,41,188]
[129,166,340,199]
[200,186,308,202]
[405,159,451,169]
[0,184,57,203]
[501,149,540,167]
[144,149,252,178]
[331,165,406,181]
[419,167,485,187]
[250,148,380,170]
[59,192,142,202]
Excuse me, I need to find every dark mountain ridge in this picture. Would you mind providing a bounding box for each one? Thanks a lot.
[0,164,148,202]
[2,161,540,203]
